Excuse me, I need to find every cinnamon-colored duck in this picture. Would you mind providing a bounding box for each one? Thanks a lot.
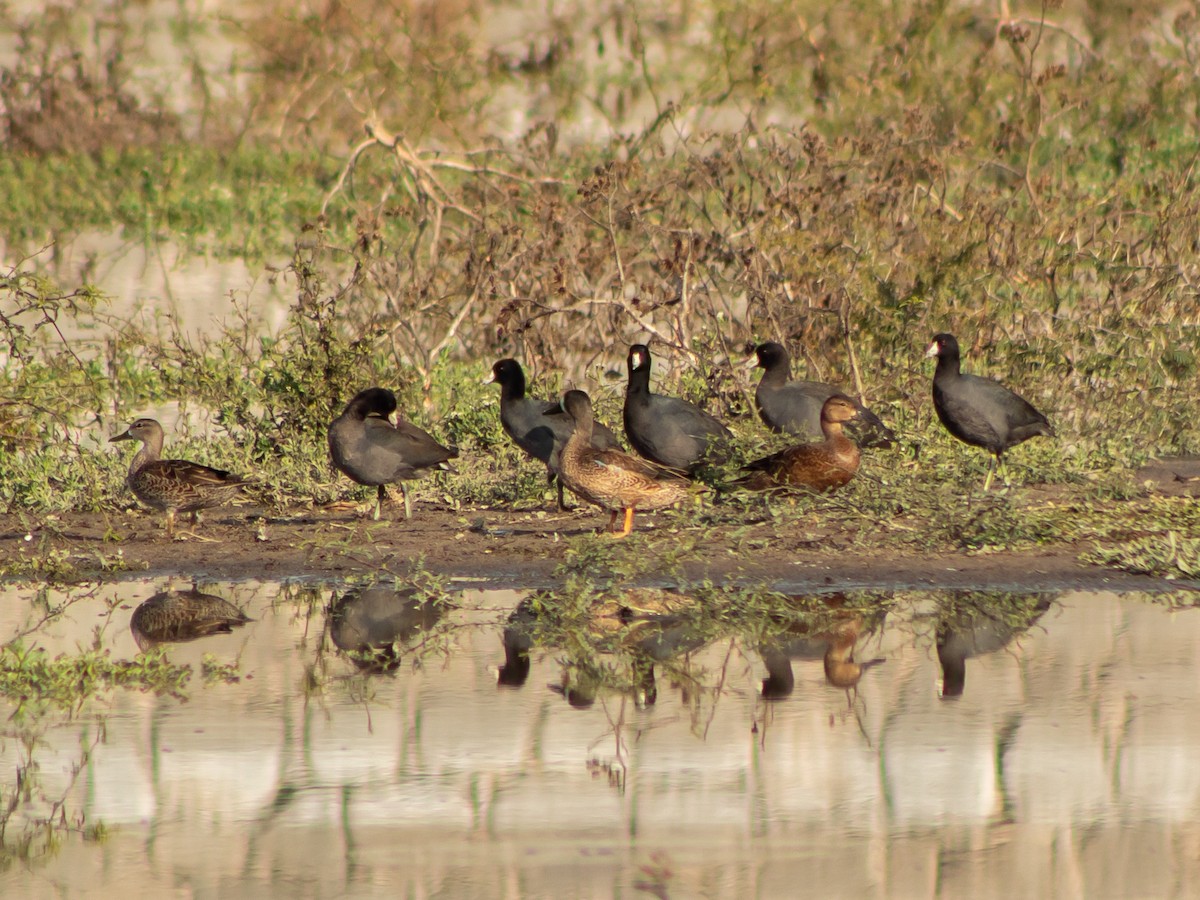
[734,395,863,492]
[556,390,691,538]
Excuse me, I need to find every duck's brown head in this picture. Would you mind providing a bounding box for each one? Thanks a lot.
[819,395,861,426]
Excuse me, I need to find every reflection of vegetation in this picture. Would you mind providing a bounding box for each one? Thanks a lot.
[0,642,193,712]
[509,581,896,711]
[0,725,107,870]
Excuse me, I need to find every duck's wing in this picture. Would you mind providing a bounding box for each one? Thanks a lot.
[742,443,821,475]
[588,447,687,483]
[146,459,246,488]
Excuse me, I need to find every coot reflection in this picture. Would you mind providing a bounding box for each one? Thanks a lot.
[329,584,443,673]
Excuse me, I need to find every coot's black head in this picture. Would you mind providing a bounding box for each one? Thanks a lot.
[752,341,789,371]
[925,333,960,360]
[345,387,398,419]
[485,358,526,391]
[627,344,652,374]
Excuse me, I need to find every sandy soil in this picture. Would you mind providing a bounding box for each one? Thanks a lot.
[3,498,1193,593]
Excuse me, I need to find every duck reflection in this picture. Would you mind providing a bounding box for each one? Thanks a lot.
[130,588,252,652]
[758,595,887,699]
[498,598,535,688]
[936,592,1054,698]
[823,620,886,690]
[329,584,442,673]
[503,587,710,709]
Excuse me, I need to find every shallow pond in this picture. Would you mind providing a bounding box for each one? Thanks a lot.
[2,580,1199,898]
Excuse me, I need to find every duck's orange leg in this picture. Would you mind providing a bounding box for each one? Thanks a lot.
[608,507,635,539]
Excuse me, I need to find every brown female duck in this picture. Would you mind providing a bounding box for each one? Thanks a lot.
[556,390,691,538]
[735,395,863,492]
[110,418,249,538]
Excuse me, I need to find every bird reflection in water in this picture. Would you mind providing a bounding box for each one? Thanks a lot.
[328,585,443,674]
[822,621,886,695]
[129,588,252,652]
[936,592,1054,698]
[498,588,708,710]
[759,595,887,700]
[497,598,535,688]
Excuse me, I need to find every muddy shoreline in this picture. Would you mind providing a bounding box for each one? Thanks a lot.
[3,504,1194,593]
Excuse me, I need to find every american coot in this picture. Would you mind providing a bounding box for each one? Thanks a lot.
[129,589,252,651]
[624,344,732,474]
[926,333,1054,490]
[485,358,621,510]
[734,395,863,492]
[749,342,895,448]
[557,389,692,538]
[327,387,458,520]
[110,418,249,539]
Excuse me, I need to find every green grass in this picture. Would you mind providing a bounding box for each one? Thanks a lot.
[1,0,1198,583]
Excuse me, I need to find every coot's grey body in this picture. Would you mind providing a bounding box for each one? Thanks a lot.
[751,342,894,448]
[328,387,458,519]
[623,344,731,474]
[926,333,1053,489]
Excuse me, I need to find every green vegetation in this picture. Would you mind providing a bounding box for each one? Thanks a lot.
[1083,532,1200,579]
[0,0,1198,580]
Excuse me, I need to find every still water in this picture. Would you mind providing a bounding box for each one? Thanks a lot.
[1,581,1198,898]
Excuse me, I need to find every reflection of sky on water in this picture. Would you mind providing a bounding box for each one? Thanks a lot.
[2,582,1199,897]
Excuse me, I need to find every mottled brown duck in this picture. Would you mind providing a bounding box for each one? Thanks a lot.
[129,589,252,651]
[110,418,249,538]
[327,387,458,519]
[557,389,692,538]
[735,395,863,492]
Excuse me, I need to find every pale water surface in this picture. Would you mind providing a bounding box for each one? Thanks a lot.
[1,581,1199,898]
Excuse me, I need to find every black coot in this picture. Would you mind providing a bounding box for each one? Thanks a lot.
[750,342,894,448]
[327,387,458,519]
[623,344,731,474]
[925,333,1053,490]
[485,358,621,510]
